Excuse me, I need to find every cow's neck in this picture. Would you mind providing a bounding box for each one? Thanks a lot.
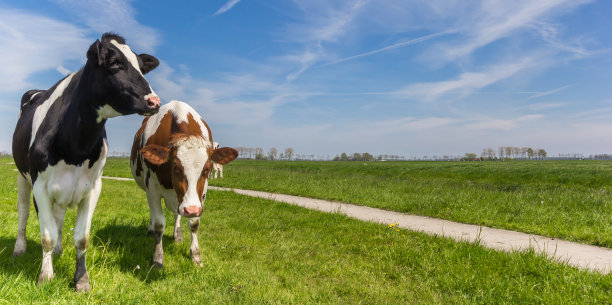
[57,65,108,157]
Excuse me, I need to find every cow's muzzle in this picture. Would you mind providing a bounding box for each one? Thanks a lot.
[182,206,202,218]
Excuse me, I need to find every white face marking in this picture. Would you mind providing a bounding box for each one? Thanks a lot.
[96,104,123,122]
[30,72,76,148]
[175,137,209,208]
[110,40,157,97]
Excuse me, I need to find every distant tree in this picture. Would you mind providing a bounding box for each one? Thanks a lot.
[463,153,477,161]
[255,147,265,160]
[340,152,348,161]
[527,148,535,160]
[362,152,375,161]
[268,147,278,160]
[498,147,505,160]
[284,148,294,160]
[537,148,547,160]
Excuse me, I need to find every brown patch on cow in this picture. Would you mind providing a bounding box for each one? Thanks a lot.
[200,118,213,142]
[211,147,239,165]
[172,157,187,204]
[41,234,53,252]
[76,235,89,251]
[131,116,150,178]
[189,219,200,233]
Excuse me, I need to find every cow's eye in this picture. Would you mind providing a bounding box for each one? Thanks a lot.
[109,61,123,71]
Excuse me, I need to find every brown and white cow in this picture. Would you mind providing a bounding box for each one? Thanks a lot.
[130,100,237,267]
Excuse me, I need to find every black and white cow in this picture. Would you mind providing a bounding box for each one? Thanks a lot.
[12,33,160,292]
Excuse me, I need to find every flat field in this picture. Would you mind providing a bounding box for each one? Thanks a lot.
[1,157,611,303]
[171,159,612,248]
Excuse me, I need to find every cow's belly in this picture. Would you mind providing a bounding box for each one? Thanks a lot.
[36,158,105,208]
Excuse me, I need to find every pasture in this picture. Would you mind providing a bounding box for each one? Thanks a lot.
[1,157,611,303]
[192,159,612,248]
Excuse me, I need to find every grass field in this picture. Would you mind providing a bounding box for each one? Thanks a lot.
[1,157,612,303]
[133,159,612,248]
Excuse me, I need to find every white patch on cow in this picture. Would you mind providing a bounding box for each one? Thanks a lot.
[30,72,76,147]
[19,91,43,119]
[174,136,209,210]
[110,40,157,97]
[34,140,107,209]
[142,101,211,145]
[96,104,122,123]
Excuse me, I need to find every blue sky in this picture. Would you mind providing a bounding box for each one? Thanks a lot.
[1,0,611,158]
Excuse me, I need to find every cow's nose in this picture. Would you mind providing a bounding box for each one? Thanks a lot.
[182,206,202,217]
[145,94,161,108]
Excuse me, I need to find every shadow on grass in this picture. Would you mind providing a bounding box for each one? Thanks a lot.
[93,219,191,283]
[0,218,188,284]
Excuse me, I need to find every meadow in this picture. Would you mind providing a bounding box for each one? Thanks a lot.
[180,159,612,248]
[0,157,611,303]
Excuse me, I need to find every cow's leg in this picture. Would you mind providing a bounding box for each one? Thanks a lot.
[72,178,100,292]
[146,191,165,268]
[219,166,223,179]
[32,183,58,284]
[188,218,201,264]
[173,213,183,242]
[14,174,31,256]
[52,204,66,256]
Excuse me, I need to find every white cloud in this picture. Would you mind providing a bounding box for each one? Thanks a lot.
[56,65,72,76]
[397,57,536,100]
[444,0,592,60]
[0,8,90,92]
[214,0,241,16]
[52,0,160,53]
[526,85,571,99]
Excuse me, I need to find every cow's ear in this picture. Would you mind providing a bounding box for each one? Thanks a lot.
[141,144,170,165]
[139,54,159,74]
[87,39,107,66]
[211,147,238,165]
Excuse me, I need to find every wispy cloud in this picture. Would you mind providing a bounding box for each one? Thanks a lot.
[320,30,454,67]
[526,85,571,99]
[444,0,592,60]
[52,0,160,52]
[0,8,89,92]
[397,57,536,100]
[214,0,241,16]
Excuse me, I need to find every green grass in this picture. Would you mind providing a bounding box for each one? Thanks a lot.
[1,158,612,303]
[137,159,612,248]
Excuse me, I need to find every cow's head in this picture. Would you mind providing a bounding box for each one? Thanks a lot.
[86,33,161,122]
[141,135,238,218]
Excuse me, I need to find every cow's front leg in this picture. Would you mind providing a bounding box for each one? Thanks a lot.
[32,183,58,284]
[147,191,165,268]
[173,214,183,242]
[188,218,201,264]
[14,174,31,256]
[52,204,66,256]
[73,179,100,292]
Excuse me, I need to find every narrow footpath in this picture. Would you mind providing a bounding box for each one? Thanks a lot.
[102,176,612,274]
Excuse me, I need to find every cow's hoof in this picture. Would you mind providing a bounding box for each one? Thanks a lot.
[13,240,26,256]
[152,261,163,269]
[75,282,91,293]
[37,270,54,285]
[13,248,25,257]
[174,235,183,242]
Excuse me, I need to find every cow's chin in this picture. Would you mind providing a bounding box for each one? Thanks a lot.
[132,104,160,116]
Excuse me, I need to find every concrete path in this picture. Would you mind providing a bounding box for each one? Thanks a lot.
[101,176,612,274]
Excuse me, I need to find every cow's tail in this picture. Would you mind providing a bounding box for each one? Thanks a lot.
[20,89,44,109]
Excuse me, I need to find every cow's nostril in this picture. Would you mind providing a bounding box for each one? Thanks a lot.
[182,206,202,217]
[145,94,161,108]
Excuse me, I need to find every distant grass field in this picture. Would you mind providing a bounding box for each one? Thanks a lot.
[121,159,612,248]
[2,157,612,303]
